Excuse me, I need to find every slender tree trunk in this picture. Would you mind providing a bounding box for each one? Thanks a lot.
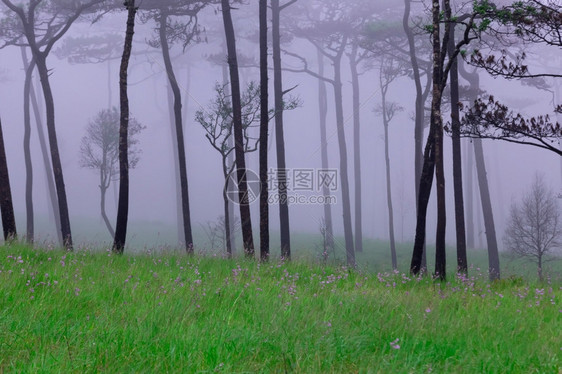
[403,0,424,223]
[100,185,115,237]
[381,86,397,270]
[99,153,115,238]
[34,53,73,250]
[220,53,237,254]
[113,0,137,254]
[222,159,232,256]
[433,104,447,280]
[537,254,542,282]
[459,62,500,280]
[403,0,427,270]
[412,0,452,276]
[349,44,363,253]
[167,84,183,245]
[473,139,500,280]
[259,0,269,261]
[21,48,34,243]
[465,138,475,249]
[30,72,62,245]
[222,0,255,257]
[159,12,194,252]
[272,0,290,259]
[317,49,334,254]
[410,124,436,275]
[0,118,17,242]
[333,55,356,268]
[448,24,468,274]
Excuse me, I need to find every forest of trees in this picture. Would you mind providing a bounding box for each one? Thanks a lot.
[0,0,560,281]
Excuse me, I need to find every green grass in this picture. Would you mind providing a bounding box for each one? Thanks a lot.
[0,244,560,373]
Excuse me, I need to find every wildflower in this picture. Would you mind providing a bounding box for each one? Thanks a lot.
[425,308,431,313]
[390,338,400,350]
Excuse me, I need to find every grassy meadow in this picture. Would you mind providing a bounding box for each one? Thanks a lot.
[0,243,560,373]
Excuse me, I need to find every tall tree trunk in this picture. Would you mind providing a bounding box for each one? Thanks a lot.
[259,0,269,261]
[222,0,255,257]
[220,52,237,254]
[167,84,183,245]
[381,84,397,270]
[459,62,500,280]
[410,124,436,275]
[30,71,62,245]
[159,12,194,252]
[349,43,363,253]
[432,0,452,281]
[224,79,237,255]
[317,49,334,254]
[448,24,468,274]
[0,118,17,242]
[222,158,232,256]
[464,138,475,249]
[412,0,451,276]
[473,139,500,280]
[333,53,355,268]
[21,47,34,243]
[403,0,427,270]
[34,53,73,250]
[433,105,447,280]
[272,0,290,259]
[113,0,137,254]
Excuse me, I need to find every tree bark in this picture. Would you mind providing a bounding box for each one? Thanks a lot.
[21,47,34,243]
[349,43,363,253]
[317,49,334,254]
[410,123,436,275]
[403,0,427,270]
[167,83,183,245]
[448,24,468,274]
[0,118,17,242]
[459,61,500,280]
[473,138,500,280]
[113,0,137,254]
[35,53,73,250]
[159,12,194,252]
[222,0,255,257]
[272,0,291,259]
[222,158,232,256]
[333,53,356,268]
[259,0,269,261]
[464,138,475,249]
[30,70,63,245]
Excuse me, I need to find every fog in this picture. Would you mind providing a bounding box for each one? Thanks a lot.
[0,0,561,258]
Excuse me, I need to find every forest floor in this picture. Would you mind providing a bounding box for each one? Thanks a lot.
[0,244,560,373]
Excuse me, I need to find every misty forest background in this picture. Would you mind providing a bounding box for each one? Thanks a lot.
[0,0,561,280]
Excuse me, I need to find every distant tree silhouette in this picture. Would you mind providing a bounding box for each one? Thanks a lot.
[504,174,561,281]
[79,108,144,238]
